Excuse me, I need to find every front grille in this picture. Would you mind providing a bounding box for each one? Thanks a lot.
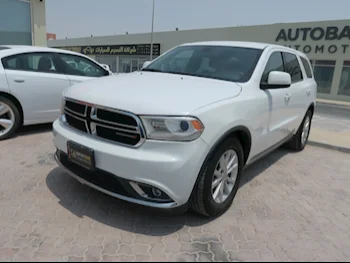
[63,99,145,147]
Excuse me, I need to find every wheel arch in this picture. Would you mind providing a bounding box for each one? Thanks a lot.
[190,125,252,196]
[0,91,23,124]
[308,102,315,117]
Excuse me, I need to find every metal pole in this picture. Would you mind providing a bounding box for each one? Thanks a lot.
[150,0,155,61]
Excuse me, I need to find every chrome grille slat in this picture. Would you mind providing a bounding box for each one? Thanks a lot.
[95,122,140,134]
[62,99,145,147]
[91,115,139,131]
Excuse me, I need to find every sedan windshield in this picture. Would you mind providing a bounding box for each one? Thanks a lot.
[142,45,263,83]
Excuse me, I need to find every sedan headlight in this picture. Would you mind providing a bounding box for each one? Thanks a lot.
[140,116,204,141]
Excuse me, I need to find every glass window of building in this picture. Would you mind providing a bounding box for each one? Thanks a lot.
[0,0,31,45]
[312,60,335,94]
[338,61,350,96]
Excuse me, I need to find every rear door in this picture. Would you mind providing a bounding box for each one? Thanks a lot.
[2,52,70,123]
[282,52,306,134]
[53,52,109,86]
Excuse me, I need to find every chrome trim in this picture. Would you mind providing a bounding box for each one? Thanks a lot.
[64,110,90,133]
[64,107,87,118]
[55,154,178,209]
[91,108,140,131]
[62,98,147,148]
[95,122,140,135]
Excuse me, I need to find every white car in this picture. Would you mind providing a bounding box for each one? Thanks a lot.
[0,45,112,140]
[53,41,317,217]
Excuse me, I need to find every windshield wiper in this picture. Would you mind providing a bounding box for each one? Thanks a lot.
[141,68,163,72]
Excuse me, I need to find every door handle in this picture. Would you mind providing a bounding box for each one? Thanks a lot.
[14,79,25,83]
[285,93,291,101]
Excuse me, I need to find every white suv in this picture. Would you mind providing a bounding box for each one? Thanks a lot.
[53,41,317,217]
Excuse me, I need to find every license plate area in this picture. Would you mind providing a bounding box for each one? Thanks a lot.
[67,141,95,170]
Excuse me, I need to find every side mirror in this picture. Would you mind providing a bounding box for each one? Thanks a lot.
[142,61,152,69]
[261,71,291,89]
[100,64,113,75]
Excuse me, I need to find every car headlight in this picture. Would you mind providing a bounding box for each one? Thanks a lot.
[140,116,204,141]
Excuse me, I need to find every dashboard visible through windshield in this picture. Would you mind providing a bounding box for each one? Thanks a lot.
[142,45,263,83]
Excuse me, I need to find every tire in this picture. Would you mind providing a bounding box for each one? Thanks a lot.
[288,109,313,151]
[190,137,244,217]
[0,97,21,141]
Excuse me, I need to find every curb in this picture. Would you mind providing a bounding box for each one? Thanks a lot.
[308,140,350,154]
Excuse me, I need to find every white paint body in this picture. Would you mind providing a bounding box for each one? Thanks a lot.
[53,41,317,208]
[0,45,110,125]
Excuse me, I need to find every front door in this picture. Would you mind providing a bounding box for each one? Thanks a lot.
[2,52,70,123]
[54,53,108,86]
[259,51,290,151]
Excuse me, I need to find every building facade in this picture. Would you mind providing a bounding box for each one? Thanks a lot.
[0,0,47,46]
[49,19,350,102]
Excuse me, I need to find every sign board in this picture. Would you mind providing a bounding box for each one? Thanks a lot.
[55,43,161,56]
[275,26,350,54]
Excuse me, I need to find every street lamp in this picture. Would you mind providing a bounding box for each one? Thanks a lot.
[150,0,155,61]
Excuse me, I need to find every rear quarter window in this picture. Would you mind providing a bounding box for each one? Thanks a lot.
[300,57,313,78]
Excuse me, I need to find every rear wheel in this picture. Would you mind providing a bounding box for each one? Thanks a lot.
[288,109,313,151]
[190,137,243,217]
[0,97,21,140]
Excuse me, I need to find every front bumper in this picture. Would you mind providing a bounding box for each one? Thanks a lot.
[53,119,209,208]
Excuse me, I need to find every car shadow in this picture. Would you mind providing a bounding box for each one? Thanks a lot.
[240,146,291,187]
[16,123,52,137]
[46,167,214,236]
[46,146,290,236]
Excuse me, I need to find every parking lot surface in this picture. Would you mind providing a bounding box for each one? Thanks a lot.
[0,125,349,262]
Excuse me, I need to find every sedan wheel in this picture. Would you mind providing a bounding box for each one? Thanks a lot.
[0,102,15,137]
[0,97,21,140]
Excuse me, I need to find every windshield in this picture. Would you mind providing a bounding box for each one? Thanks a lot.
[142,45,263,83]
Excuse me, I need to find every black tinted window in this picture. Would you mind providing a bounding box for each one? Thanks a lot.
[56,53,108,77]
[300,57,313,78]
[283,52,303,83]
[143,45,263,83]
[261,52,284,83]
[2,53,58,73]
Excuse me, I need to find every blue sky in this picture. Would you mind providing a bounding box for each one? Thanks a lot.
[46,0,350,39]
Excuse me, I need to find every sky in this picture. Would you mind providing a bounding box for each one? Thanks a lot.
[46,0,350,39]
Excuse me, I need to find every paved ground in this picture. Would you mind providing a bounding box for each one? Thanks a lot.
[0,126,350,262]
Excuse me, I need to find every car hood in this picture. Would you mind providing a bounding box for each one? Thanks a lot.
[64,72,242,115]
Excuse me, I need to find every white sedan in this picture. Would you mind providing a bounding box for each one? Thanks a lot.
[0,45,112,140]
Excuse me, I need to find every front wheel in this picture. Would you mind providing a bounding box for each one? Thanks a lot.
[288,109,313,151]
[0,97,21,141]
[190,137,244,217]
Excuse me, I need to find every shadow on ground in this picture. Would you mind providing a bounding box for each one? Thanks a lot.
[46,147,290,236]
[17,123,52,137]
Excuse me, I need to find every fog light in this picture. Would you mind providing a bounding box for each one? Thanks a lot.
[129,181,172,203]
[152,187,162,198]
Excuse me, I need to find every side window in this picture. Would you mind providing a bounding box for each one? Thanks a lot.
[261,52,284,83]
[283,52,303,83]
[56,53,108,77]
[300,57,313,78]
[2,53,58,73]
